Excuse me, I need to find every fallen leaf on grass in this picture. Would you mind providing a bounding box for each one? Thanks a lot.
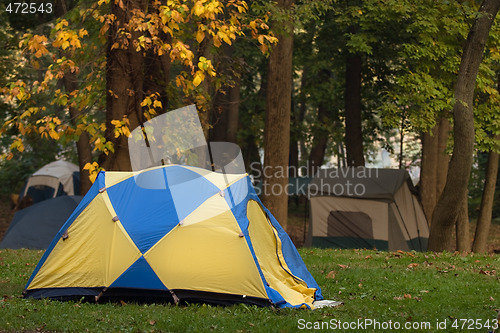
[479,269,496,276]
[149,320,156,326]
[337,264,348,269]
[394,250,415,257]
[394,294,412,300]
[407,263,419,269]
[326,271,336,279]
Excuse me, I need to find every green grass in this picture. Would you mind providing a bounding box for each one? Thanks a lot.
[0,248,498,332]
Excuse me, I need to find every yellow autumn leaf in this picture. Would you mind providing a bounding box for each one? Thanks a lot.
[193,71,205,87]
[237,5,246,13]
[83,161,99,171]
[196,29,205,43]
[70,37,81,48]
[259,43,268,53]
[83,162,102,183]
[18,123,26,135]
[171,10,182,22]
[78,29,88,38]
[218,31,232,45]
[20,108,35,119]
[193,1,205,16]
[213,35,221,48]
[10,138,25,152]
[34,50,44,58]
[140,97,152,107]
[55,19,69,31]
[49,130,60,140]
[153,100,162,109]
[122,126,131,137]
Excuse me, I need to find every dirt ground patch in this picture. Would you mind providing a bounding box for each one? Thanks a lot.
[0,200,14,242]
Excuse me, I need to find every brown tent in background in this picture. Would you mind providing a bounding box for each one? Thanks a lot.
[305,168,429,251]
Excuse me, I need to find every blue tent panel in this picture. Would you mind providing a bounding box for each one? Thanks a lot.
[110,256,166,290]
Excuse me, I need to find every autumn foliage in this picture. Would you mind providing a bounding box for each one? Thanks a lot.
[1,0,277,182]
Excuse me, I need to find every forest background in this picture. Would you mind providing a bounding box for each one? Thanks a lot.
[1,0,500,253]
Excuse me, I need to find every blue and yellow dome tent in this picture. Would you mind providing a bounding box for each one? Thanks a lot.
[23,106,325,308]
[24,165,323,308]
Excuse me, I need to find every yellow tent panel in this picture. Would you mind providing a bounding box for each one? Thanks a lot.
[28,192,141,290]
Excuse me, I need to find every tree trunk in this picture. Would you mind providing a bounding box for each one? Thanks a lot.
[226,82,240,144]
[289,71,308,177]
[101,0,146,171]
[211,82,240,143]
[62,73,93,194]
[211,49,241,144]
[196,37,215,139]
[143,49,171,114]
[211,100,229,142]
[420,118,450,222]
[436,117,450,195]
[308,103,329,177]
[344,52,365,167]
[472,146,499,252]
[289,140,299,177]
[420,129,438,221]
[243,65,267,175]
[428,0,500,252]
[262,0,294,229]
[456,190,470,253]
[56,0,93,194]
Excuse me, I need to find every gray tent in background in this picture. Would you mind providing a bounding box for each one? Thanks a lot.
[305,168,429,251]
[20,160,80,205]
[0,196,82,250]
